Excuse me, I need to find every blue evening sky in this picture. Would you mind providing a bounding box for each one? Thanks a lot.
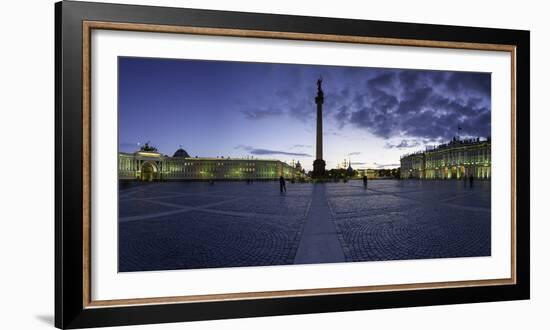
[118,57,491,171]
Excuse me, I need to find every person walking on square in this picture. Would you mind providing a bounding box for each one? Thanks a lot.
[363,175,368,188]
[469,174,474,189]
[279,175,286,193]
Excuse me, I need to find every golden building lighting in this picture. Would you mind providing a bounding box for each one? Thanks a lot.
[400,137,491,180]
[119,143,304,182]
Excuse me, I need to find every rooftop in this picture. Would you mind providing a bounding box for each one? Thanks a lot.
[401,136,491,159]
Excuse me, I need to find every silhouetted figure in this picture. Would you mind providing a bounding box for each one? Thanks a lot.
[279,176,286,193]
[363,175,368,188]
[469,175,474,189]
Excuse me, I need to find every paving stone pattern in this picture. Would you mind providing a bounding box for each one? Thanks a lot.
[118,180,490,272]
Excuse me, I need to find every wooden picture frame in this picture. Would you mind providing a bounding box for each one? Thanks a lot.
[55,1,530,328]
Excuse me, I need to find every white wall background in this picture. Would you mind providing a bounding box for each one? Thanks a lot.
[0,0,546,329]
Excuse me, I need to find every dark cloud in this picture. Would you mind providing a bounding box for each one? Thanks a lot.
[288,98,313,122]
[346,69,491,141]
[368,72,396,89]
[446,71,491,97]
[237,64,490,143]
[235,145,312,157]
[334,105,350,128]
[385,139,422,149]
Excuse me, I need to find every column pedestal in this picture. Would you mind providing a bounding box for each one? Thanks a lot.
[312,159,326,178]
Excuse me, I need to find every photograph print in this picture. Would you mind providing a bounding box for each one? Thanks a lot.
[117,56,491,273]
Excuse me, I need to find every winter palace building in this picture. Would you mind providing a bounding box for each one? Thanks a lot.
[400,137,491,180]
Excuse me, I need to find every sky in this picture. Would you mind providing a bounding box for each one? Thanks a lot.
[118,57,491,171]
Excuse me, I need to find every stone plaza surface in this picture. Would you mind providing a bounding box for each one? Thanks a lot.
[118,180,491,272]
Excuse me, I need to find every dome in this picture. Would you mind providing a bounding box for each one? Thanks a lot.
[173,148,190,158]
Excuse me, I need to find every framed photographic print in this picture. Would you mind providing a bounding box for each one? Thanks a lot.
[55,1,530,328]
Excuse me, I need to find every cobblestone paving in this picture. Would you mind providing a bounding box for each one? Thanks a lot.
[119,182,312,272]
[326,180,491,262]
[118,180,490,272]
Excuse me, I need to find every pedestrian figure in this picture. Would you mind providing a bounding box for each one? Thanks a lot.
[363,175,368,188]
[469,174,474,189]
[279,175,286,193]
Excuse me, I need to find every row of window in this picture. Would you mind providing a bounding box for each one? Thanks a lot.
[402,148,491,171]
[403,167,491,179]
[119,158,297,173]
[163,167,280,173]
[162,173,283,178]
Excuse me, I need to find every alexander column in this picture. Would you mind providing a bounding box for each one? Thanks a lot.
[312,78,326,177]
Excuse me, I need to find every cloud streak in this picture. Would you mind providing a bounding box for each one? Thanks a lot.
[235,145,312,157]
[373,162,401,169]
[385,139,423,149]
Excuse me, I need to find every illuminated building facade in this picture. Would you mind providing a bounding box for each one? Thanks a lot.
[119,144,303,181]
[356,169,378,179]
[356,168,400,179]
[400,137,491,180]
